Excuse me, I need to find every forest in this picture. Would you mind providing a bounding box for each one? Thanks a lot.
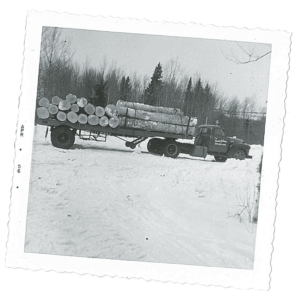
[37,27,267,145]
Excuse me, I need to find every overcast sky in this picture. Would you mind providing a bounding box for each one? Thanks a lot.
[59,28,272,110]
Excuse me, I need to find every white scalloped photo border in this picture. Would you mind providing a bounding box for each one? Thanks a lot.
[6,11,291,290]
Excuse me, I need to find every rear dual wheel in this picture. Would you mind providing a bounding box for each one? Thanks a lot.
[147,138,164,156]
[51,126,75,149]
[163,140,181,158]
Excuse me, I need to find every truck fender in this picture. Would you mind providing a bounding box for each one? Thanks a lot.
[227,143,250,158]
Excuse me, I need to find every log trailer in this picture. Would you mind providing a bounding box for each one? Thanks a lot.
[35,116,252,162]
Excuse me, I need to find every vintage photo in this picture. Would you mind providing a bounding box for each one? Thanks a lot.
[26,27,270,269]
[6,12,290,289]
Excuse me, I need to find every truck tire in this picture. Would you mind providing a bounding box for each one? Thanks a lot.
[147,138,164,156]
[163,140,181,158]
[232,149,246,160]
[214,156,227,162]
[51,126,75,149]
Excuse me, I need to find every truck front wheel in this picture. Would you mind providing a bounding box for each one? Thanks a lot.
[214,156,227,162]
[164,140,181,158]
[232,149,246,160]
[51,126,75,149]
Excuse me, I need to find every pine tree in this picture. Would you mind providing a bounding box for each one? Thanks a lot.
[183,78,193,116]
[193,78,204,122]
[119,76,132,101]
[203,83,215,124]
[144,63,164,106]
[93,76,108,108]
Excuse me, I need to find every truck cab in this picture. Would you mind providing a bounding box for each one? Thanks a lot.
[194,125,252,162]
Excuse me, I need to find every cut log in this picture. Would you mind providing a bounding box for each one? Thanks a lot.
[71,103,79,113]
[67,111,78,123]
[77,97,88,108]
[105,104,118,117]
[66,93,77,104]
[48,104,58,115]
[118,116,126,127]
[57,111,67,122]
[99,116,109,127]
[84,103,95,115]
[87,115,99,126]
[119,117,195,136]
[108,116,120,128]
[95,106,105,117]
[116,100,183,115]
[51,96,61,105]
[78,113,88,124]
[118,106,197,126]
[38,97,50,107]
[58,100,71,111]
[37,107,49,119]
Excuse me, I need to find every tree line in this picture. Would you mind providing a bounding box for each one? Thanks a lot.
[37,27,267,145]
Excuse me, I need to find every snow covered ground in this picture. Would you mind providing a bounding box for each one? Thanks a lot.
[24,125,263,269]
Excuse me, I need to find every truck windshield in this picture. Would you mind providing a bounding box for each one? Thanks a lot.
[215,128,225,136]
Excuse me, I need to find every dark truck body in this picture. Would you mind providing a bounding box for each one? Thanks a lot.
[35,117,252,161]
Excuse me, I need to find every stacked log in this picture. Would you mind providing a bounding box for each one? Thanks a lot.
[36,95,197,136]
[78,113,88,124]
[95,106,105,117]
[118,117,195,136]
[67,111,78,123]
[57,111,67,122]
[108,116,120,128]
[66,94,77,104]
[59,100,71,111]
[71,104,79,113]
[37,107,49,119]
[87,115,99,126]
[105,104,118,117]
[117,100,197,136]
[99,116,109,127]
[48,104,58,115]
[116,100,183,115]
[84,103,95,115]
[51,96,61,105]
[117,106,197,126]
[77,97,88,108]
[38,97,50,107]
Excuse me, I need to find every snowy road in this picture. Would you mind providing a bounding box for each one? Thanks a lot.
[25,126,262,269]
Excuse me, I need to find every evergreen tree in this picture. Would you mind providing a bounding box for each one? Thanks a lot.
[203,83,216,124]
[119,76,132,101]
[144,63,164,106]
[193,78,204,122]
[93,76,108,108]
[183,78,193,116]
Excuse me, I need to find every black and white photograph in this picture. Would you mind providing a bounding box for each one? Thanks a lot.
[4,9,292,291]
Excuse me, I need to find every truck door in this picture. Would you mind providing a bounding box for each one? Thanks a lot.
[210,128,228,153]
[195,127,211,147]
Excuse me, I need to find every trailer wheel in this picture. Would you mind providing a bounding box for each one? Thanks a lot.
[164,140,181,158]
[214,156,227,162]
[147,138,164,156]
[232,149,246,160]
[51,126,75,149]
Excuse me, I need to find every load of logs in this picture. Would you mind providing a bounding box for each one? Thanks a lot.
[116,100,197,135]
[36,94,197,135]
[36,94,121,128]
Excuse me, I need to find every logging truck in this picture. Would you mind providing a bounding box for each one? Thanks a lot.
[35,117,252,162]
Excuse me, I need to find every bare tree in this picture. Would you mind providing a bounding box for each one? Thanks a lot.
[38,27,74,98]
[222,41,271,64]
